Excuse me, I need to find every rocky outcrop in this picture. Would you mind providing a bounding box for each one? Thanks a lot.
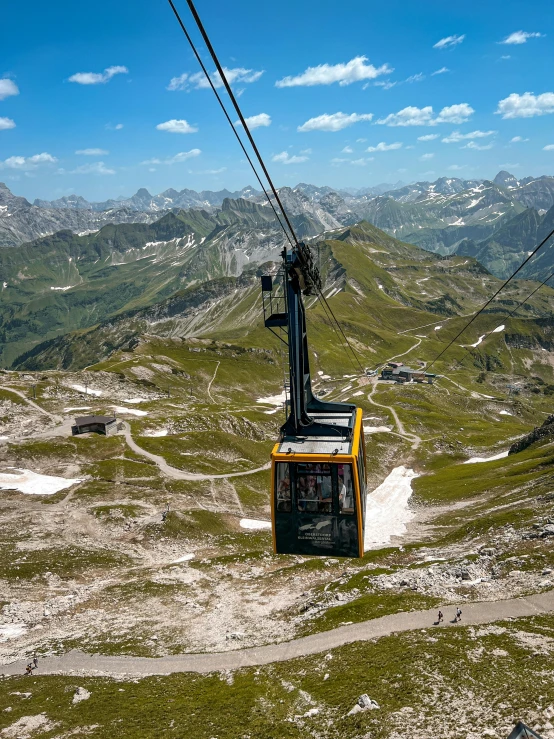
[509,415,554,455]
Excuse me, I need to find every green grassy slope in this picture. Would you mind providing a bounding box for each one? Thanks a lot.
[13,219,554,377]
[0,199,310,366]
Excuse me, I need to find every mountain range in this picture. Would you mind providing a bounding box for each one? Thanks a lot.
[0,182,162,249]
[0,197,323,366]
[2,199,553,372]
[2,170,554,283]
[31,182,406,212]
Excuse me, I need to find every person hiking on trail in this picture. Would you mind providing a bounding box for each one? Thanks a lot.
[437,610,443,623]
[25,663,33,675]
[33,654,38,669]
[455,607,462,622]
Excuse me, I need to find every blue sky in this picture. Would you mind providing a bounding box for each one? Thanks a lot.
[1,0,554,200]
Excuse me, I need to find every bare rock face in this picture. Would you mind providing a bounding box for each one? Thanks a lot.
[509,415,554,455]
[493,171,519,189]
[0,182,163,249]
[72,687,91,704]
[348,694,380,715]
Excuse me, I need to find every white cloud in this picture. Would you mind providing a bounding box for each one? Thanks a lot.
[419,153,434,160]
[377,103,474,127]
[272,151,309,164]
[447,164,467,171]
[0,117,16,130]
[432,67,450,75]
[406,73,425,83]
[366,141,402,152]
[0,79,19,100]
[298,112,373,132]
[433,34,465,49]
[142,149,201,165]
[156,119,198,134]
[356,138,367,143]
[351,158,372,166]
[75,148,109,156]
[500,55,511,60]
[373,80,397,90]
[199,167,226,174]
[0,152,57,170]
[275,56,392,88]
[167,67,263,91]
[418,133,440,141]
[377,106,434,126]
[436,104,475,124]
[496,92,554,119]
[462,141,494,150]
[342,146,353,153]
[300,148,312,155]
[68,65,128,85]
[544,145,554,151]
[235,113,271,130]
[500,31,544,45]
[167,73,189,91]
[510,136,529,143]
[105,122,124,130]
[331,157,349,164]
[498,162,520,168]
[69,162,115,175]
[441,129,496,143]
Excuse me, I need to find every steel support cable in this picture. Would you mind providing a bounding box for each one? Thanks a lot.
[426,227,554,370]
[169,0,367,375]
[166,0,293,248]
[315,289,365,374]
[180,0,300,246]
[453,267,554,371]
[313,292,359,373]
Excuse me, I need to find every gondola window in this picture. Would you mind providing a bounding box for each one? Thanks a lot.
[275,463,291,512]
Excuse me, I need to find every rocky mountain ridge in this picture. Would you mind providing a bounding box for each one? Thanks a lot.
[6,216,554,373]
[34,185,264,213]
[0,182,162,249]
[0,197,323,366]
[3,171,554,282]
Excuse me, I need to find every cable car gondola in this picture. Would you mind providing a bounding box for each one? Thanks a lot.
[262,244,367,558]
[166,0,368,557]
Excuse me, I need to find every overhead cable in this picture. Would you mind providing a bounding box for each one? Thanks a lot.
[166,0,293,247]
[316,289,366,374]
[427,227,554,370]
[453,266,554,370]
[168,0,368,374]
[179,0,300,245]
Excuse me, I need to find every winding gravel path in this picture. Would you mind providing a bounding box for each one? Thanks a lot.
[367,379,421,450]
[0,385,62,423]
[122,423,270,481]
[2,590,552,677]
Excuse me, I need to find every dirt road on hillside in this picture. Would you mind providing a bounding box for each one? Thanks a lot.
[122,422,270,480]
[2,590,552,677]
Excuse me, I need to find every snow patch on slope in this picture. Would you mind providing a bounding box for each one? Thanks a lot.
[0,468,81,495]
[464,450,509,464]
[364,466,418,549]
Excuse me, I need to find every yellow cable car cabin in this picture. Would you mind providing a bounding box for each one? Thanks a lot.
[261,243,367,558]
[271,407,367,557]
